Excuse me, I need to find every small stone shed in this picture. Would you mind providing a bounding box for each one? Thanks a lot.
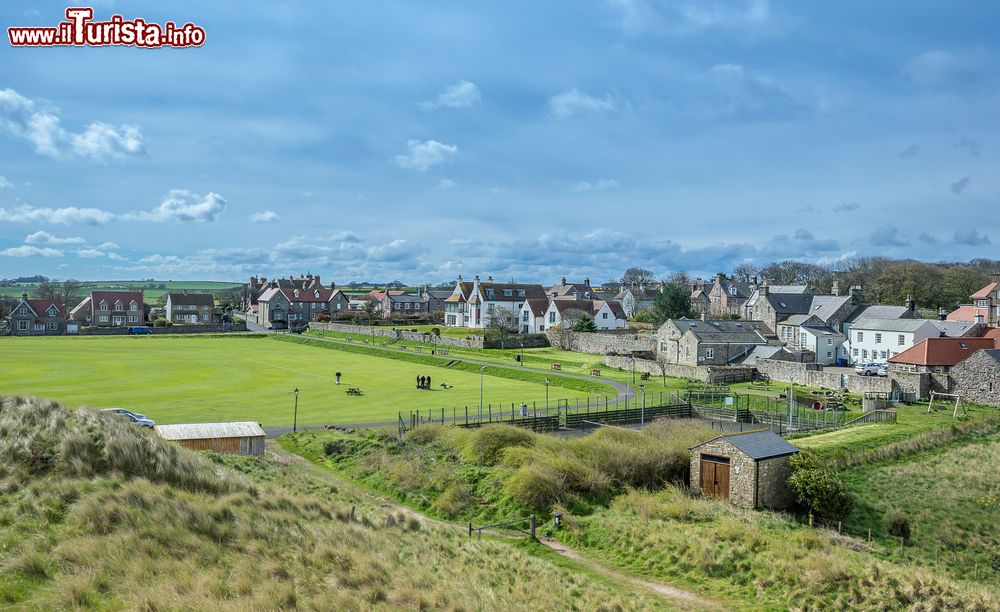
[155,421,266,457]
[690,430,799,510]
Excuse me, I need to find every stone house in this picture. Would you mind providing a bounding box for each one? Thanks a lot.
[656,317,780,367]
[690,430,799,510]
[5,293,66,335]
[379,292,429,320]
[70,291,145,327]
[164,293,218,324]
[948,349,1000,407]
[419,286,452,319]
[614,285,661,318]
[707,273,756,317]
[256,285,349,329]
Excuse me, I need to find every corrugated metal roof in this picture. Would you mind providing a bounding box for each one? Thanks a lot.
[693,430,799,460]
[155,421,265,441]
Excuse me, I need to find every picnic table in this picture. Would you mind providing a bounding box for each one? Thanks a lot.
[346,387,363,396]
[551,363,561,371]
[640,372,651,381]
[591,369,601,377]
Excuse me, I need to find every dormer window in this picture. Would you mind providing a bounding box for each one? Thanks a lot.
[47,306,58,316]
[503,289,513,297]
[314,290,320,298]
[100,301,108,311]
[130,301,138,311]
[729,286,737,296]
[294,289,300,298]
[114,300,123,311]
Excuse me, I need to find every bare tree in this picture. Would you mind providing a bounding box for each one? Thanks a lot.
[732,263,760,283]
[59,280,82,307]
[602,279,622,293]
[620,267,655,288]
[485,307,518,349]
[664,271,691,289]
[36,281,60,301]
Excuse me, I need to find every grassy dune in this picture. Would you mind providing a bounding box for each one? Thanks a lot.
[0,396,663,609]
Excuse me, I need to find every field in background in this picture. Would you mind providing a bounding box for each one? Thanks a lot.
[0,280,241,302]
[0,335,606,427]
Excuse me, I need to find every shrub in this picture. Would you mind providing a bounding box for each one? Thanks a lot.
[885,510,911,542]
[432,482,471,517]
[788,450,854,521]
[151,318,172,327]
[460,425,535,465]
[430,327,441,336]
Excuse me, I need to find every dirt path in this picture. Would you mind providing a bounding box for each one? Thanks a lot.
[538,537,723,610]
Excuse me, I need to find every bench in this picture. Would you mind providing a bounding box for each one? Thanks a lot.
[551,363,561,371]
[346,387,363,396]
[640,372,651,381]
[591,369,601,377]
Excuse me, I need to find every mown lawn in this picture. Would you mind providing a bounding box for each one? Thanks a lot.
[0,335,605,427]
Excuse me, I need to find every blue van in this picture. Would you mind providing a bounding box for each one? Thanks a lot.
[127,326,153,335]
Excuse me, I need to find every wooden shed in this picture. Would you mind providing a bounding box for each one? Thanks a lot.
[155,421,266,457]
[690,430,799,510]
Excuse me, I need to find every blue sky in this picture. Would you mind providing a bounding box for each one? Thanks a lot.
[1,0,998,284]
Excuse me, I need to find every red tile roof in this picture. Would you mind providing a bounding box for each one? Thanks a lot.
[983,327,1000,341]
[888,337,997,367]
[970,282,999,299]
[91,291,143,307]
[947,305,989,322]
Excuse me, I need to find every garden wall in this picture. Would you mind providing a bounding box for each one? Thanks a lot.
[604,355,755,384]
[76,323,247,336]
[308,322,551,350]
[756,358,894,394]
[547,330,655,355]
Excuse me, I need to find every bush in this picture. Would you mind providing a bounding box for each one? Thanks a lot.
[460,425,535,465]
[430,327,441,336]
[151,318,172,327]
[885,510,911,542]
[788,450,854,521]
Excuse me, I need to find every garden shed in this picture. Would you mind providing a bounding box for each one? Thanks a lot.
[155,421,266,457]
[690,430,799,510]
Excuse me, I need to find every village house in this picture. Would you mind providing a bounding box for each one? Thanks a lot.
[546,277,606,300]
[375,291,429,320]
[707,273,756,317]
[519,299,549,334]
[887,336,996,376]
[539,298,626,332]
[164,293,218,325]
[444,275,547,329]
[949,349,1000,407]
[614,285,661,318]
[256,284,349,329]
[70,291,145,327]
[689,430,799,510]
[656,317,780,367]
[947,277,1000,325]
[848,317,982,364]
[419,286,452,319]
[746,287,858,363]
[4,293,66,336]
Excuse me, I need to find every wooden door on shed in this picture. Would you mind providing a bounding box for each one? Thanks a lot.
[699,455,731,500]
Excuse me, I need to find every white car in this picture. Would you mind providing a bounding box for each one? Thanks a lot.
[854,363,881,376]
[100,408,156,428]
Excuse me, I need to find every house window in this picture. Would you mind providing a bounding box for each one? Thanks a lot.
[862,349,868,359]
[18,320,28,331]
[114,301,123,311]
[897,335,905,346]
[517,290,525,297]
[875,333,882,344]
[128,316,139,323]
[853,348,859,357]
[827,352,832,359]
[989,382,994,393]
[522,311,529,322]
[705,348,714,359]
[602,312,608,319]
[977,300,989,308]
[857,331,864,342]
[539,325,544,331]
[880,350,888,359]
[503,289,513,297]
[99,315,109,323]
[827,338,833,345]
[100,302,109,311]
[487,303,495,314]
[130,303,138,311]
[660,342,669,352]
[46,321,59,331]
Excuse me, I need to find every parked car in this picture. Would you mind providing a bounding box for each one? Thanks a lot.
[100,408,155,428]
[877,365,888,377]
[127,326,153,335]
[854,362,881,376]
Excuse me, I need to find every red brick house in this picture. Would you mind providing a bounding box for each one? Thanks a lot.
[70,291,145,327]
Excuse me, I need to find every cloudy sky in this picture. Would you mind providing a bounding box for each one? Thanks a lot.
[1,1,998,284]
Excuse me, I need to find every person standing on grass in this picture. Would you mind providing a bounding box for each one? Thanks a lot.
[425,375,431,390]
[335,371,342,385]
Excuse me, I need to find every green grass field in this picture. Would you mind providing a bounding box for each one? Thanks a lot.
[0,280,241,302]
[0,336,605,427]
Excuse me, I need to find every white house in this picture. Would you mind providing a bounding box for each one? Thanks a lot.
[444,275,547,330]
[538,299,627,332]
[796,324,847,366]
[519,299,548,333]
[847,318,982,364]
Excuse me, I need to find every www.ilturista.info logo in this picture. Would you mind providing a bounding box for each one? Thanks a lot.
[8,8,205,48]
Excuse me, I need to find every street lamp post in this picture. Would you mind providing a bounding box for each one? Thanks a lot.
[293,387,299,432]
[544,378,550,411]
[480,366,487,416]
[640,383,645,427]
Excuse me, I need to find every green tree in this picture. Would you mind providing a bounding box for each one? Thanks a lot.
[571,313,598,332]
[788,450,854,521]
[650,283,692,324]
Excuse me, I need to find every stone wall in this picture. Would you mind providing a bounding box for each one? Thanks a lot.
[604,355,755,384]
[689,438,756,509]
[756,358,893,394]
[76,323,247,336]
[950,350,1000,407]
[755,455,796,510]
[309,321,551,350]
[546,330,655,355]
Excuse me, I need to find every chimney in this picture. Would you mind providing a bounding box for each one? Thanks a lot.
[850,285,863,299]
[975,313,985,325]
[487,275,494,283]
[938,308,947,321]
[905,294,916,313]
[584,277,590,286]
[831,281,840,296]
[561,276,567,286]
[21,292,28,301]
[700,312,708,322]
[714,273,724,284]
[751,275,758,286]
[761,285,769,296]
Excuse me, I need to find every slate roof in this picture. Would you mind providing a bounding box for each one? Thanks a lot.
[888,337,997,366]
[932,320,979,337]
[669,318,777,344]
[155,421,265,441]
[166,293,215,307]
[692,430,800,460]
[848,305,913,321]
[522,299,548,317]
[91,291,143,306]
[850,318,933,333]
[980,349,1000,364]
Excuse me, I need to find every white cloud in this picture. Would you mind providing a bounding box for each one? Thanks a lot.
[330,231,363,243]
[77,241,123,260]
[394,139,458,172]
[437,179,456,190]
[0,205,114,225]
[367,239,421,262]
[698,64,806,120]
[25,230,85,245]
[548,89,616,119]
[0,176,12,188]
[0,245,62,257]
[573,178,620,192]
[250,210,280,223]
[607,0,773,37]
[128,190,227,222]
[0,88,144,161]
[419,80,481,110]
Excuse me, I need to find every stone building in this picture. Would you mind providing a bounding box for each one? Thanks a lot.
[4,293,66,336]
[164,292,218,324]
[949,349,1000,407]
[656,317,780,367]
[690,430,799,510]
